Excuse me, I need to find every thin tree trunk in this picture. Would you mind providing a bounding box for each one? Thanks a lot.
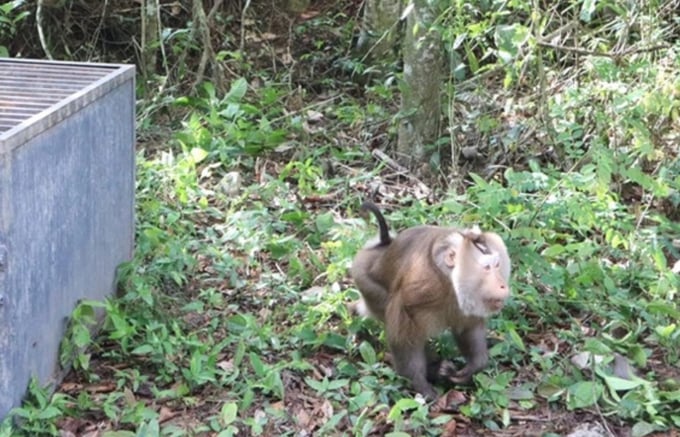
[357,0,402,60]
[141,0,159,78]
[397,0,443,168]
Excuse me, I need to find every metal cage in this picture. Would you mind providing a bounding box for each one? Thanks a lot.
[0,59,135,418]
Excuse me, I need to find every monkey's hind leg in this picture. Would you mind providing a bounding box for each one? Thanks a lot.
[425,343,443,383]
[390,340,439,400]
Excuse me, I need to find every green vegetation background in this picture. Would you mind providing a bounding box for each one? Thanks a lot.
[0,0,678,436]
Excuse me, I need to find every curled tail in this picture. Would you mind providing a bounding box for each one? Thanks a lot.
[361,201,391,246]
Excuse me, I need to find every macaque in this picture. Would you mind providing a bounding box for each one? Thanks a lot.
[350,201,511,400]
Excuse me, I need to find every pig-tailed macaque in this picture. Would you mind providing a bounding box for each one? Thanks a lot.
[350,201,511,400]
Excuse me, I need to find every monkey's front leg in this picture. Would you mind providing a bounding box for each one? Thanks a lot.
[446,322,489,384]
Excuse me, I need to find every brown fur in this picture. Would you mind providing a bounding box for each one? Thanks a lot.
[350,202,511,399]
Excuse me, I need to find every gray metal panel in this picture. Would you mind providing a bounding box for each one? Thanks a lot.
[0,60,135,419]
[0,59,135,151]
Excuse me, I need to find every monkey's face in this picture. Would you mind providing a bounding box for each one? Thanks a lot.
[451,243,511,318]
[478,251,510,312]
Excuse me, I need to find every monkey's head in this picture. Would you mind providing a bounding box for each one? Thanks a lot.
[442,230,511,318]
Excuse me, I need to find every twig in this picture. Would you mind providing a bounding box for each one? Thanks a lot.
[537,41,669,59]
[541,21,578,43]
[207,0,225,22]
[508,414,552,422]
[370,149,431,195]
[36,0,53,60]
[240,0,252,54]
[191,0,214,90]
[634,161,663,231]
[86,0,109,60]
[301,190,344,204]
[269,94,342,123]
[156,0,169,78]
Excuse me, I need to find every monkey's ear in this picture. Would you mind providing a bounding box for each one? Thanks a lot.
[444,248,456,268]
[464,225,482,239]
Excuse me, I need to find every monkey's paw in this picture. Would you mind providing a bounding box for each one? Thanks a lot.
[438,361,474,385]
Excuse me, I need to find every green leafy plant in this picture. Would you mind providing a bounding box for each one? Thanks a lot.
[59,300,105,372]
[0,0,29,57]
[7,379,71,437]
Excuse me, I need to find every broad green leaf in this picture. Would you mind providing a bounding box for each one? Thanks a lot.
[190,147,208,164]
[131,344,155,355]
[315,212,335,234]
[233,341,246,367]
[542,244,565,257]
[654,323,676,339]
[305,377,326,392]
[73,325,92,348]
[646,302,680,319]
[596,365,647,398]
[580,0,597,22]
[602,374,645,392]
[631,421,657,437]
[226,77,248,102]
[494,24,529,63]
[265,371,285,399]
[322,333,348,350]
[508,385,534,400]
[359,341,377,365]
[350,391,375,409]
[36,406,62,420]
[249,352,266,377]
[387,398,421,421]
[77,353,91,371]
[327,379,350,390]
[506,326,526,352]
[136,419,160,437]
[567,381,603,410]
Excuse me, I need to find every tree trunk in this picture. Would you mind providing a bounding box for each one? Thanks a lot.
[140,0,159,78]
[397,0,443,168]
[357,0,402,60]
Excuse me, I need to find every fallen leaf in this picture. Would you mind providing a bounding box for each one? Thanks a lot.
[300,286,325,299]
[441,419,457,437]
[306,110,324,123]
[445,390,467,406]
[296,407,312,428]
[672,260,680,274]
[159,406,177,423]
[321,400,333,419]
[612,353,635,380]
[217,359,234,372]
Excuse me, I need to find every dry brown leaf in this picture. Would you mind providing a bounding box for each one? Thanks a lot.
[217,359,234,372]
[441,419,458,437]
[321,400,334,419]
[158,406,177,423]
[296,407,312,428]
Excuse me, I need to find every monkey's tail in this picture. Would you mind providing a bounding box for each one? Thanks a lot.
[361,201,391,246]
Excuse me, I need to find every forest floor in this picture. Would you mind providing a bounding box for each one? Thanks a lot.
[4,1,679,436]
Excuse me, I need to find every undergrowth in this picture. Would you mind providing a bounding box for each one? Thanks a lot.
[1,0,679,436]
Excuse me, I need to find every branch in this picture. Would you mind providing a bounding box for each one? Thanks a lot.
[36,0,53,60]
[371,149,431,195]
[537,41,670,59]
[240,0,252,54]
